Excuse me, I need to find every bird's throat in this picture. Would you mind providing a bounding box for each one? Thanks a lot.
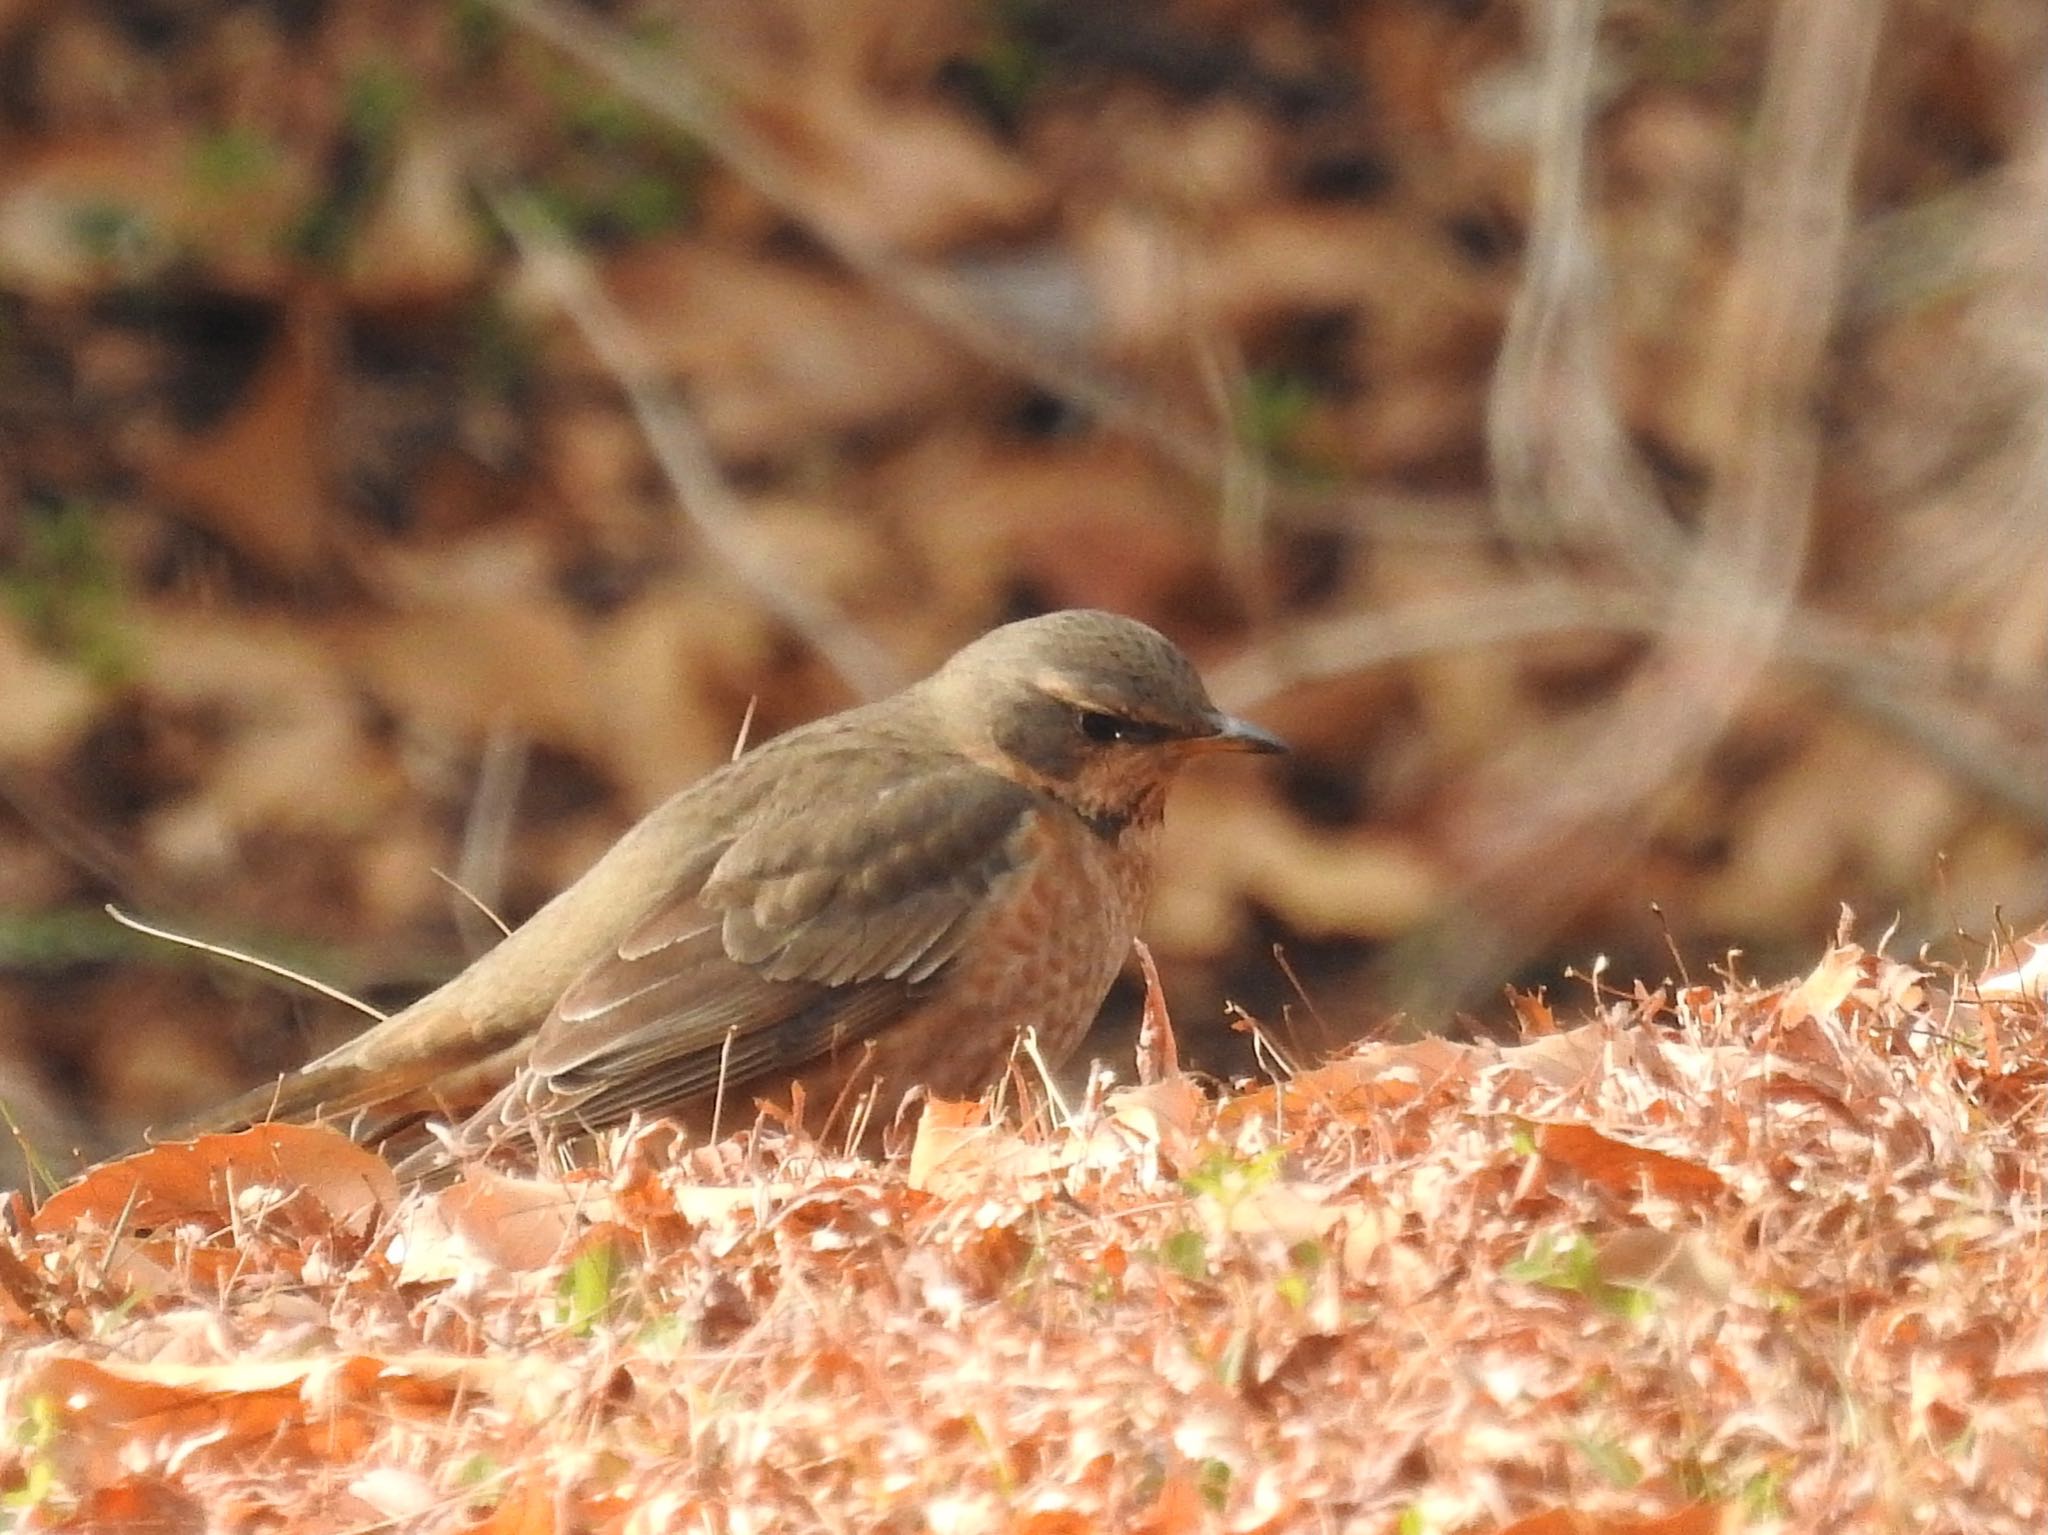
[1070,783,1166,843]
[1076,803,1137,841]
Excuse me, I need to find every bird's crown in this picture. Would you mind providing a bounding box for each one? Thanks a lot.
[921,610,1283,805]
[939,609,1215,735]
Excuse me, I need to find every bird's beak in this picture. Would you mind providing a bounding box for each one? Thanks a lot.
[1194,713,1289,755]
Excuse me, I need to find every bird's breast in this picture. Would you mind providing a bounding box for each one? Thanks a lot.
[753,771,1167,1129]
[906,803,1161,1092]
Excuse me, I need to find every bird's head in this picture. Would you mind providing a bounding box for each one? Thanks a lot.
[923,610,1285,835]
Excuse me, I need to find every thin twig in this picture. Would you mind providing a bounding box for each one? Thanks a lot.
[479,0,1474,545]
[452,722,528,952]
[483,1,1213,471]
[429,869,513,940]
[484,187,904,700]
[0,766,166,910]
[104,904,387,1021]
[1403,0,1889,1008]
[1210,581,2046,824]
[1486,0,1677,573]
[1017,1026,1072,1131]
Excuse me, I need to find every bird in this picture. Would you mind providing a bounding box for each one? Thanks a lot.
[189,609,1285,1165]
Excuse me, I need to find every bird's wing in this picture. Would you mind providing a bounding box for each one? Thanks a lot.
[518,753,1039,1127]
[696,746,1046,986]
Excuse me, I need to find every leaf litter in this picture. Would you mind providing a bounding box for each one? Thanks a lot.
[2,940,2042,1533]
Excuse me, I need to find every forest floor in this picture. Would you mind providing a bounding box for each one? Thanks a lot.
[3,937,2042,1533]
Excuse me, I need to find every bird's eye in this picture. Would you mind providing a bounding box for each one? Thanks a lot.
[1077,710,1127,744]
[1076,710,1172,746]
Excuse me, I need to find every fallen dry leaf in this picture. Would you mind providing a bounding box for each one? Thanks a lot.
[33,1123,396,1239]
[1977,933,2048,1002]
[141,293,339,577]
[1490,1505,1734,1535]
[395,1166,596,1284]
[1531,1121,1727,1204]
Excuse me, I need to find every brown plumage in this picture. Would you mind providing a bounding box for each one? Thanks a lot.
[188,610,1284,1164]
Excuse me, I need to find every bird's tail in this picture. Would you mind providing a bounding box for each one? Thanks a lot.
[167,1056,447,1143]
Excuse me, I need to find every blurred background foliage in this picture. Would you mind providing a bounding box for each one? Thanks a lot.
[0,0,2042,1174]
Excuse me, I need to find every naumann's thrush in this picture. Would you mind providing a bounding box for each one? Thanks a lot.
[193,610,1284,1159]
